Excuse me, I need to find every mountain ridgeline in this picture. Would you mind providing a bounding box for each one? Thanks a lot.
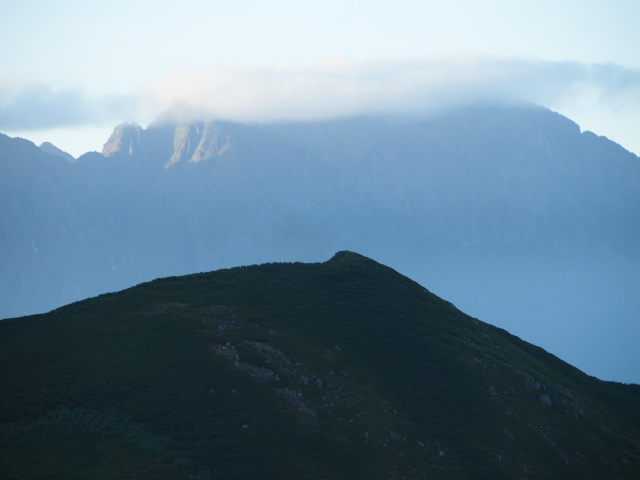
[1,103,639,382]
[1,252,639,479]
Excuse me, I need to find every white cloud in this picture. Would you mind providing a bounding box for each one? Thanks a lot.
[141,56,639,123]
[2,55,639,154]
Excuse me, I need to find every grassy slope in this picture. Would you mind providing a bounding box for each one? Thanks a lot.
[1,251,639,479]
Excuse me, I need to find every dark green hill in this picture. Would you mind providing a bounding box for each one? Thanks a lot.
[1,252,639,479]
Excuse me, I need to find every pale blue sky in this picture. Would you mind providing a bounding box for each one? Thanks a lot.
[1,0,639,156]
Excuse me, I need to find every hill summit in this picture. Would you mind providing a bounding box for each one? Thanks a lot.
[1,252,639,479]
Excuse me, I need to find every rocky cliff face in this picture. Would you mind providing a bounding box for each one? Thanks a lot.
[102,119,232,167]
[164,121,231,166]
[2,104,639,382]
[102,122,144,157]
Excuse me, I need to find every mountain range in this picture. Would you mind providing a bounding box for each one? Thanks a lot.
[1,102,639,382]
[1,252,639,479]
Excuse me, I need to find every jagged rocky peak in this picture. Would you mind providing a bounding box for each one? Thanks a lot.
[148,105,233,167]
[165,120,231,168]
[102,122,144,157]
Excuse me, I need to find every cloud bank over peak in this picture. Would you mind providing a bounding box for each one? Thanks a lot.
[1,55,639,154]
[145,55,640,123]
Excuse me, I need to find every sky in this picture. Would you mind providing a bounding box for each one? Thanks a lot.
[1,0,639,158]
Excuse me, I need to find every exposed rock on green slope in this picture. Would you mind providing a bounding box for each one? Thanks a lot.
[1,252,639,479]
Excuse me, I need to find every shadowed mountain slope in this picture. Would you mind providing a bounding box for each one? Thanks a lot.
[1,103,639,382]
[1,252,639,479]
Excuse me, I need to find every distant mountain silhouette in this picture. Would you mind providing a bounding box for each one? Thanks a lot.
[1,103,639,382]
[39,141,75,162]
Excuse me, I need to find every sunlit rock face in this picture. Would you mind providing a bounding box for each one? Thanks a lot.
[163,121,231,167]
[1,103,639,382]
[102,122,144,157]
